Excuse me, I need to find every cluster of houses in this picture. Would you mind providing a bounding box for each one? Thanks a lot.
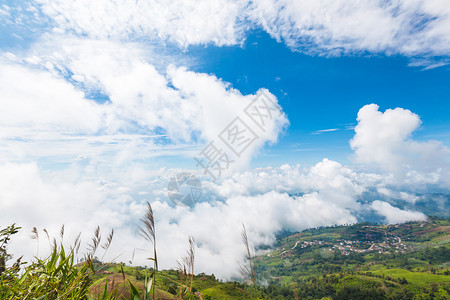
[274,228,412,258]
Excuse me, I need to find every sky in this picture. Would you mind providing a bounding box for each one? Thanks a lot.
[1,0,450,279]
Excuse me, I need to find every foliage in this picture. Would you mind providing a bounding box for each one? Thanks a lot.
[0,224,21,277]
[0,225,115,300]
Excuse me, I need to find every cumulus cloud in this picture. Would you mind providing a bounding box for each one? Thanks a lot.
[0,38,288,169]
[350,104,450,183]
[209,159,365,207]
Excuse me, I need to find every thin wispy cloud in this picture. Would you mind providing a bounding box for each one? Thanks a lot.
[312,128,339,135]
[292,148,320,152]
[248,0,450,62]
[3,1,450,64]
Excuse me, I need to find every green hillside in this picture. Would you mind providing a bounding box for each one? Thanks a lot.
[253,217,450,299]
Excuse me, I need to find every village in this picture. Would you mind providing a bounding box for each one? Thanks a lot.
[275,225,413,258]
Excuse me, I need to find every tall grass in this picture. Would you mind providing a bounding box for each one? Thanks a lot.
[129,201,158,300]
[0,224,115,299]
[129,203,200,300]
[239,224,258,299]
[177,236,195,299]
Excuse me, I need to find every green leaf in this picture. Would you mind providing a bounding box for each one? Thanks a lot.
[129,280,142,299]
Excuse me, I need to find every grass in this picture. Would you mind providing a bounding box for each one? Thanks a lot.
[176,236,196,299]
[1,233,98,299]
[133,202,158,300]
[239,224,257,299]
[370,268,450,285]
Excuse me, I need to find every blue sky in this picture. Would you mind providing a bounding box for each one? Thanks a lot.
[188,30,450,166]
[1,0,449,278]
[1,1,449,171]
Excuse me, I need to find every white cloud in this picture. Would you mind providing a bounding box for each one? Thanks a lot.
[371,200,427,224]
[0,162,130,265]
[0,37,288,169]
[248,0,450,58]
[350,104,450,183]
[3,0,450,65]
[0,60,103,134]
[210,159,365,204]
[377,187,420,204]
[35,0,248,46]
[312,128,339,134]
